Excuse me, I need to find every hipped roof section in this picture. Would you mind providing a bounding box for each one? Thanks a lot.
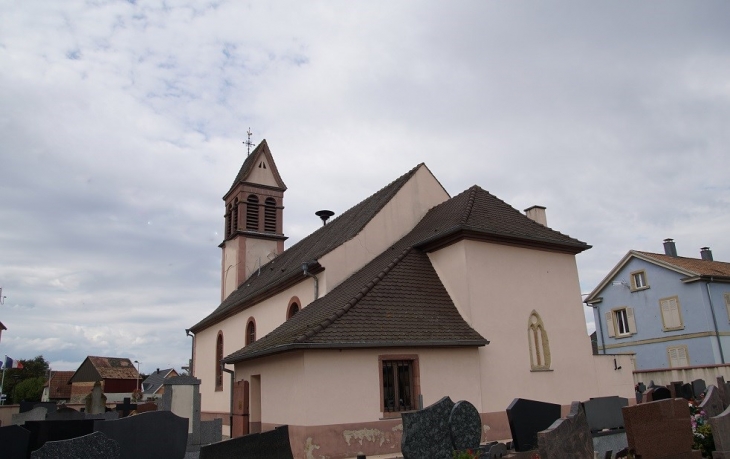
[190,163,425,332]
[224,184,590,363]
[585,250,730,303]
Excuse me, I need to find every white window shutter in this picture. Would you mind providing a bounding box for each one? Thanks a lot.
[660,298,681,329]
[627,308,637,334]
[677,347,688,366]
[605,311,616,337]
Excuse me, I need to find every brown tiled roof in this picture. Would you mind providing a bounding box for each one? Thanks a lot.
[47,371,74,399]
[190,163,425,332]
[636,251,730,278]
[224,184,590,363]
[225,139,287,196]
[88,356,139,380]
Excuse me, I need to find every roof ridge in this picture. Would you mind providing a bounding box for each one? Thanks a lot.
[294,246,414,343]
[459,186,479,225]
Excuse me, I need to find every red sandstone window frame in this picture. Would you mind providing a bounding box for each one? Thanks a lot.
[246,317,256,346]
[215,331,224,391]
[379,354,420,417]
[287,296,300,320]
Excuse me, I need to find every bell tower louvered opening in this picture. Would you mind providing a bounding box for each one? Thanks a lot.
[264,198,277,233]
[246,195,259,231]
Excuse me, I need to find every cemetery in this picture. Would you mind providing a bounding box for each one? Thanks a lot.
[5,374,730,458]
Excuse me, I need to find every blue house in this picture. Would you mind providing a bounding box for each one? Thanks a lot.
[585,239,730,380]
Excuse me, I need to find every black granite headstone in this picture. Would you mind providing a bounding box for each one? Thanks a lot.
[24,419,96,453]
[651,386,671,401]
[0,424,31,459]
[681,383,694,400]
[401,396,455,459]
[19,401,57,414]
[46,406,86,421]
[199,425,294,459]
[692,379,707,398]
[114,398,137,417]
[449,400,481,450]
[94,410,188,459]
[31,431,120,459]
[506,398,561,452]
[583,396,628,432]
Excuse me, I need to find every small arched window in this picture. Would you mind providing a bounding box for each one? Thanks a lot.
[528,310,551,371]
[246,318,256,345]
[215,332,224,391]
[264,198,277,233]
[246,195,259,231]
[287,302,299,319]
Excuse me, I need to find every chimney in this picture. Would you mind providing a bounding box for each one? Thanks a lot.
[701,247,713,261]
[524,206,547,226]
[663,238,678,257]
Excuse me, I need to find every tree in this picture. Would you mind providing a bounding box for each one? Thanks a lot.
[1,355,50,404]
[12,376,45,402]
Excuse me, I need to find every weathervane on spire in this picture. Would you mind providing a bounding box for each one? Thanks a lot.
[244,128,256,156]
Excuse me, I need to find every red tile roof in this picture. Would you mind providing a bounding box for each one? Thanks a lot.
[47,371,74,400]
[636,251,730,278]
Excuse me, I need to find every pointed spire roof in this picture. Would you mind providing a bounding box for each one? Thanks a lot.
[224,139,286,199]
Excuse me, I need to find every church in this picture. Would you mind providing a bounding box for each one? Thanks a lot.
[189,140,635,459]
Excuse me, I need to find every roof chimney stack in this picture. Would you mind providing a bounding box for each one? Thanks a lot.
[663,238,678,257]
[524,205,547,226]
[315,210,335,226]
[701,247,713,261]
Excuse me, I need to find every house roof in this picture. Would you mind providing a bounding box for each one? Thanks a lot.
[142,368,177,394]
[46,371,74,399]
[585,250,730,303]
[190,163,427,333]
[224,184,590,364]
[225,139,287,197]
[68,356,139,383]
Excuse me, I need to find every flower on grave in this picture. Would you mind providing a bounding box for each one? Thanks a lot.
[452,449,482,459]
[688,400,715,458]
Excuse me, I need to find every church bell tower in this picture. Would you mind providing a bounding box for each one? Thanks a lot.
[220,139,287,301]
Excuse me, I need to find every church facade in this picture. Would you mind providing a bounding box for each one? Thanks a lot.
[189,141,635,458]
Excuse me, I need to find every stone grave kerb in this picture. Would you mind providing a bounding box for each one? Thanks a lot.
[161,375,201,452]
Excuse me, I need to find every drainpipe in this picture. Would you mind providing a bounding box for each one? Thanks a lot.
[705,278,725,364]
[222,363,235,439]
[302,261,319,300]
[588,303,607,355]
[185,329,195,375]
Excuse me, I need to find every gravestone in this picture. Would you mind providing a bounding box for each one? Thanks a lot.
[19,402,57,414]
[717,377,730,409]
[583,396,628,432]
[449,400,482,451]
[24,419,95,453]
[94,410,188,459]
[31,431,120,459]
[681,383,694,400]
[622,398,701,459]
[709,405,730,459]
[135,402,157,413]
[11,406,48,425]
[46,406,85,421]
[401,396,455,459]
[537,401,594,459]
[483,441,507,458]
[651,386,671,401]
[669,381,684,398]
[161,375,201,452]
[85,381,107,415]
[114,398,137,417]
[0,424,31,459]
[506,397,561,452]
[692,379,707,399]
[200,418,223,446]
[199,425,293,459]
[635,383,646,404]
[85,411,119,421]
[698,385,724,418]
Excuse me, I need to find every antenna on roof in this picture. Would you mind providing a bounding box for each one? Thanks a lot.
[315,210,335,226]
[244,128,256,156]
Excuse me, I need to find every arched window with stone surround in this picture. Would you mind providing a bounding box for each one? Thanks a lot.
[246,195,259,231]
[528,310,551,371]
[215,331,224,391]
[246,318,256,345]
[264,197,277,233]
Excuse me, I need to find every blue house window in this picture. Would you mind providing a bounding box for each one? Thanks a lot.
[630,270,649,291]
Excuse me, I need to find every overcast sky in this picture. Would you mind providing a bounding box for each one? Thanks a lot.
[1,1,728,373]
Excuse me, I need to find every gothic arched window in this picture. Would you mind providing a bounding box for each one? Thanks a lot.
[215,331,224,391]
[528,310,551,371]
[246,318,256,345]
[246,195,259,231]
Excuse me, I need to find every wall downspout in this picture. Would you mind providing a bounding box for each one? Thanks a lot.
[589,303,606,355]
[185,329,195,375]
[222,364,235,439]
[706,278,725,364]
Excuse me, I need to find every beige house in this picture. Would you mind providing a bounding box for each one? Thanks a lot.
[189,140,634,458]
